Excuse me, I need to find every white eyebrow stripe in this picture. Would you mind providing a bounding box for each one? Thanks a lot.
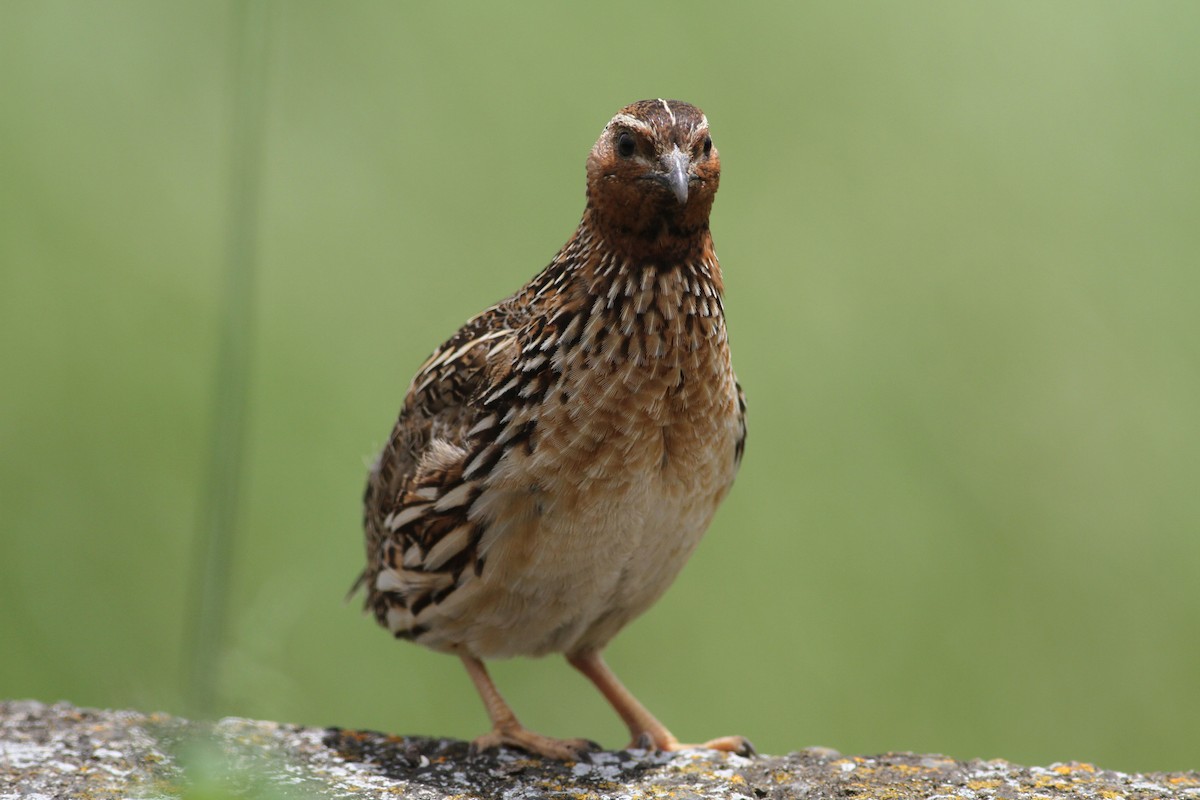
[658,98,676,125]
[608,114,654,134]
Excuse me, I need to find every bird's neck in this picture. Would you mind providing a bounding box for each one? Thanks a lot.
[578,202,716,268]
[582,206,723,289]
[521,214,727,369]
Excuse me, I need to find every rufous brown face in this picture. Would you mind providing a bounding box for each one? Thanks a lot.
[585,99,720,258]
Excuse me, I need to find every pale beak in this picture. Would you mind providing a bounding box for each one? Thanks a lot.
[660,147,691,205]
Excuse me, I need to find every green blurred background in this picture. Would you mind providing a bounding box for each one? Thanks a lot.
[2,0,1197,774]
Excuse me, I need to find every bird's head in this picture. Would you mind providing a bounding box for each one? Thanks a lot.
[585,99,720,261]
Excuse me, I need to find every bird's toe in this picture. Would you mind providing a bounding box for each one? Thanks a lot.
[699,734,756,756]
[471,725,599,762]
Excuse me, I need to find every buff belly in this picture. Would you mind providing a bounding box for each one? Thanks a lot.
[410,376,741,659]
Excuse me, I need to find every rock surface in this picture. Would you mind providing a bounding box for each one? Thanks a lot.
[1,700,1197,799]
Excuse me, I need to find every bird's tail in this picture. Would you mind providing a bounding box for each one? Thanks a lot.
[345,571,367,604]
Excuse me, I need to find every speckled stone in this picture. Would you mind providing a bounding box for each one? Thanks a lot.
[1,700,1196,799]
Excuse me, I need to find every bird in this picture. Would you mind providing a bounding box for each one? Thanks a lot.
[358,98,749,761]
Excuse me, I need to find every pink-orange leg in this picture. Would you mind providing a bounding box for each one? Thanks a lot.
[567,649,754,755]
[460,654,596,761]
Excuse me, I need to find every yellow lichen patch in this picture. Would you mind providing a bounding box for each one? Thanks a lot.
[1052,762,1097,775]
[1167,775,1200,787]
[847,784,917,800]
[673,760,726,777]
[1032,774,1072,791]
[967,779,1002,790]
[890,763,931,776]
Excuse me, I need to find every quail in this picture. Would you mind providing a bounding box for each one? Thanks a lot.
[359,98,749,760]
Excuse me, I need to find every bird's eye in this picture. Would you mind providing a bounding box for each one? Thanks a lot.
[616,131,636,158]
[702,136,712,156]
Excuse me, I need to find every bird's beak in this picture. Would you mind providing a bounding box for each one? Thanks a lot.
[660,147,690,205]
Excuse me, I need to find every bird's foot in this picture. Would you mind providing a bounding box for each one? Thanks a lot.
[471,724,600,761]
[629,730,756,757]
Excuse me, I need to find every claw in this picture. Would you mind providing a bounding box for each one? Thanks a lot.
[701,735,756,757]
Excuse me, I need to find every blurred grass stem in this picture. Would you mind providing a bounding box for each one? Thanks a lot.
[185,0,270,718]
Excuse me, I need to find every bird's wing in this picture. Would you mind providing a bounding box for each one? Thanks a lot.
[358,301,524,634]
[369,302,520,498]
[734,378,747,467]
[404,307,521,423]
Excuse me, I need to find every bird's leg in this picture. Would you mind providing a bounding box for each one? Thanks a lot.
[566,649,754,755]
[460,654,597,761]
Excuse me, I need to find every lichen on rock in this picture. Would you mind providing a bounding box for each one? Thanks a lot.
[1,700,1197,799]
